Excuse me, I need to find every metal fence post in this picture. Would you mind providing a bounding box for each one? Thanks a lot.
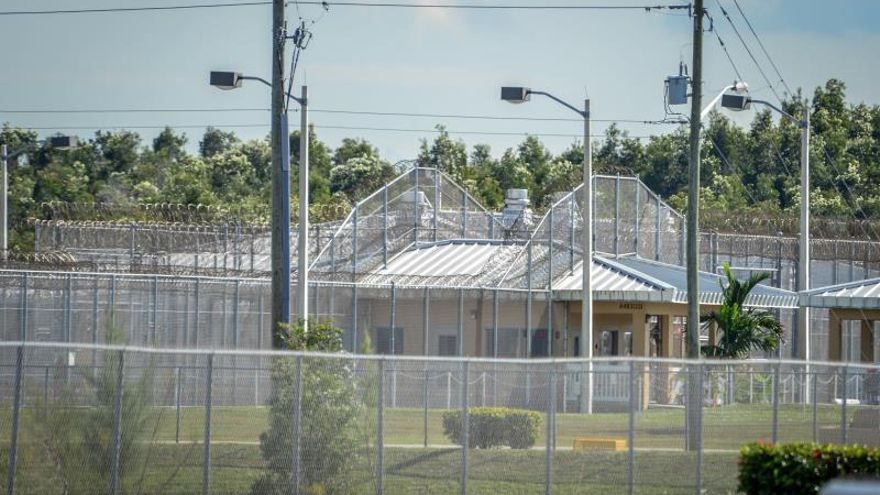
[628,360,636,495]
[233,280,240,347]
[151,276,159,345]
[461,360,470,495]
[812,367,818,442]
[423,366,429,448]
[414,167,420,242]
[841,365,848,444]
[110,350,125,495]
[432,169,439,242]
[569,194,576,273]
[292,355,303,494]
[614,174,620,256]
[377,359,385,495]
[176,366,182,444]
[194,279,201,348]
[383,186,389,267]
[545,365,556,495]
[6,345,24,495]
[457,289,464,357]
[655,198,662,261]
[423,287,430,356]
[390,283,397,356]
[20,272,28,341]
[634,178,640,254]
[772,362,780,444]
[694,363,703,495]
[203,353,214,495]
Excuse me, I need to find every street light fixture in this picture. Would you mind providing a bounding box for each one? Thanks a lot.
[1,135,78,261]
[501,86,594,413]
[210,70,310,340]
[721,90,811,363]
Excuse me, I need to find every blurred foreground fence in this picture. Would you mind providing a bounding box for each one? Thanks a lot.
[2,342,880,494]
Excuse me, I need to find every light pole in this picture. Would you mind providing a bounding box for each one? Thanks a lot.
[1,135,78,261]
[210,71,310,340]
[501,86,593,413]
[721,93,810,361]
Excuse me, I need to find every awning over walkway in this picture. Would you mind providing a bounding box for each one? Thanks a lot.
[551,256,798,308]
[801,278,880,310]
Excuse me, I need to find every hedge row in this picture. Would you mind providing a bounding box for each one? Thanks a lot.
[738,442,880,494]
[441,407,542,449]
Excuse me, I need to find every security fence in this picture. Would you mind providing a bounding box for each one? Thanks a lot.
[2,342,879,495]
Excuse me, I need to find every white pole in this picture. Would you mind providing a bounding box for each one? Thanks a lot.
[800,108,811,406]
[799,109,810,361]
[582,99,594,414]
[298,86,309,332]
[1,144,7,262]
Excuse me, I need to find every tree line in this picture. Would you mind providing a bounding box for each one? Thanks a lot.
[2,78,879,252]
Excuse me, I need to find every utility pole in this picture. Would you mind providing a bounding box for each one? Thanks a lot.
[1,144,7,262]
[581,98,593,415]
[798,108,810,361]
[686,0,704,452]
[297,86,309,332]
[686,0,703,360]
[270,0,290,348]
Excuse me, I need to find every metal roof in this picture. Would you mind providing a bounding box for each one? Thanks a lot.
[801,277,880,310]
[553,257,673,302]
[358,240,522,288]
[353,243,798,308]
[614,257,799,308]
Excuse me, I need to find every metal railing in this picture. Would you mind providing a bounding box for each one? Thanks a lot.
[2,342,878,495]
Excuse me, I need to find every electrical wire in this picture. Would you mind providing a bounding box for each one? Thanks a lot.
[0,106,679,124]
[731,0,792,97]
[0,2,692,16]
[714,0,782,104]
[710,26,742,82]
[12,122,654,139]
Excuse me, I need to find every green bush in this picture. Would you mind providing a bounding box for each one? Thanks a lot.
[251,319,365,495]
[441,407,541,449]
[738,442,880,494]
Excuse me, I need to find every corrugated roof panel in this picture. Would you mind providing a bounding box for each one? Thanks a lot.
[803,278,880,309]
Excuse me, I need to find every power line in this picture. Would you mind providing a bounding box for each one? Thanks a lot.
[13,122,654,139]
[0,106,678,124]
[0,1,271,16]
[0,1,692,16]
[714,0,782,104]
[731,0,792,97]
[710,25,742,81]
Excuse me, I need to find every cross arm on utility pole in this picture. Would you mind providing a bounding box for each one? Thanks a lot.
[749,99,805,127]
[526,91,588,119]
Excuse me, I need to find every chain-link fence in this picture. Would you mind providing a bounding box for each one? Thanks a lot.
[2,342,879,494]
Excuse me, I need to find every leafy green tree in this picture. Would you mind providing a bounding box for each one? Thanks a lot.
[199,126,239,158]
[701,262,783,358]
[417,126,468,181]
[329,154,395,201]
[252,319,365,495]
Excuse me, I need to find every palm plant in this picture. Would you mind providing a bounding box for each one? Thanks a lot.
[702,262,783,358]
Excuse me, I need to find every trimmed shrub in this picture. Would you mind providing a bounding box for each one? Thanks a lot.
[441,407,541,449]
[738,442,880,494]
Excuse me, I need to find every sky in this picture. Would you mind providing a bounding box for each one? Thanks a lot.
[1,0,880,162]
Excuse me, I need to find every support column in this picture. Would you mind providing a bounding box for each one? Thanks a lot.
[860,320,874,364]
[829,311,843,362]
[631,311,650,410]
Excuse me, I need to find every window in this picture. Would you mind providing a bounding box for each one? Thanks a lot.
[531,329,549,357]
[437,335,458,356]
[373,327,403,355]
[484,328,526,358]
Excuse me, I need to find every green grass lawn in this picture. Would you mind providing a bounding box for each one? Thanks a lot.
[0,403,861,494]
[136,402,848,450]
[4,442,738,495]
